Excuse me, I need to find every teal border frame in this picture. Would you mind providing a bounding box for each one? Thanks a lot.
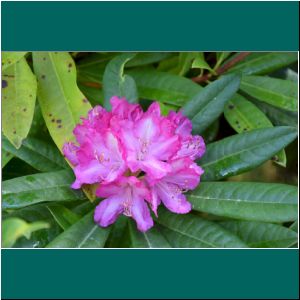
[1,1,299,51]
[1,1,299,299]
[2,249,299,299]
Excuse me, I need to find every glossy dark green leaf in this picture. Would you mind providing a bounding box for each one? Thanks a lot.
[126,220,171,248]
[46,210,110,248]
[105,215,129,248]
[2,170,85,209]
[224,94,286,167]
[127,69,201,106]
[47,204,81,230]
[2,52,27,71]
[156,209,247,248]
[189,182,298,222]
[182,74,241,133]
[2,217,49,248]
[32,52,92,151]
[220,221,298,248]
[2,136,68,172]
[199,126,297,181]
[228,52,297,75]
[240,76,297,111]
[2,57,37,148]
[103,53,138,109]
[253,100,297,127]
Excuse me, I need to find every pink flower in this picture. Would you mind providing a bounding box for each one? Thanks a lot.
[118,102,180,179]
[147,158,204,216]
[95,176,153,232]
[63,96,206,232]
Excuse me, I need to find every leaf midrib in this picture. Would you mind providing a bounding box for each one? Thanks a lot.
[241,81,296,102]
[158,222,217,247]
[201,130,291,168]
[189,194,297,206]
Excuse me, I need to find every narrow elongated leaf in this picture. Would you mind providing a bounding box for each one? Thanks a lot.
[2,149,13,168]
[253,100,297,127]
[32,52,92,150]
[156,209,247,248]
[126,52,171,67]
[103,53,138,109]
[224,94,286,166]
[189,182,298,223]
[105,215,129,248]
[2,170,85,209]
[127,69,202,106]
[2,57,37,148]
[220,221,298,248]
[2,52,27,71]
[47,204,80,230]
[240,76,297,111]
[2,136,68,172]
[228,52,297,75]
[2,217,49,248]
[46,211,110,248]
[126,220,171,248]
[199,126,297,181]
[182,74,241,133]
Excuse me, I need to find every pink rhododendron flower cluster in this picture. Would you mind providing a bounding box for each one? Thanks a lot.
[63,97,206,232]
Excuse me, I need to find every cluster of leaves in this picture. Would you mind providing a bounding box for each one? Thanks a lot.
[1,51,298,248]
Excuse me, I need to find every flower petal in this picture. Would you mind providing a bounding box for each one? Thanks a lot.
[62,142,78,166]
[94,196,124,227]
[131,197,154,232]
[155,182,192,214]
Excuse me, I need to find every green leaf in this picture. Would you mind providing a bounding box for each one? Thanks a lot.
[127,69,202,106]
[3,204,62,248]
[2,57,37,148]
[219,221,298,248]
[189,182,298,223]
[290,221,298,232]
[2,217,49,248]
[176,52,209,76]
[182,74,241,133]
[2,136,68,172]
[159,102,177,116]
[156,209,247,248]
[252,100,297,128]
[224,94,286,167]
[228,52,297,75]
[46,210,110,248]
[199,126,297,181]
[2,149,13,168]
[126,220,171,248]
[1,52,27,71]
[240,76,297,112]
[126,52,172,68]
[192,52,213,72]
[104,215,128,248]
[103,53,138,109]
[47,204,81,230]
[32,52,92,151]
[215,52,231,69]
[2,170,85,209]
